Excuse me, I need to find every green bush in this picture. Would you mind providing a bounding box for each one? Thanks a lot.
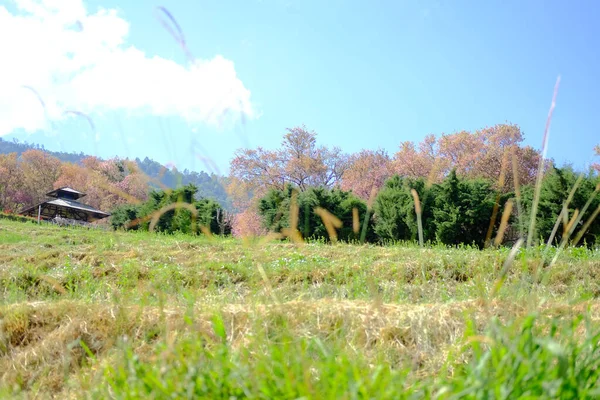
[373,176,438,243]
[373,171,511,248]
[520,166,600,246]
[258,185,375,242]
[110,184,231,236]
[433,170,512,248]
[0,212,36,224]
[257,167,598,248]
[109,204,142,231]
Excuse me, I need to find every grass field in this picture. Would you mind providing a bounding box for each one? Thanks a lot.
[1,218,600,398]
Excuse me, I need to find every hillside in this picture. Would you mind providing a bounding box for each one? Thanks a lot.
[0,137,231,207]
[1,218,600,397]
[0,137,86,164]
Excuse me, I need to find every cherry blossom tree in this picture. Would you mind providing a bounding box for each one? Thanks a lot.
[55,157,148,212]
[20,150,62,205]
[392,123,543,191]
[593,144,600,173]
[393,135,443,182]
[0,153,28,212]
[341,149,394,200]
[230,125,349,192]
[231,209,266,238]
[229,125,350,236]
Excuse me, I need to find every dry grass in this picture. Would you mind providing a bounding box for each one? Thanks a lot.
[2,298,600,397]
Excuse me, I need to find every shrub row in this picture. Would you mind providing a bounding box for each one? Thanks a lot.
[0,212,37,224]
[257,167,600,248]
[110,184,231,235]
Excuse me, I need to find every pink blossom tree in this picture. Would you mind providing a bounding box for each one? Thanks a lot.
[593,144,600,173]
[391,124,543,191]
[341,149,394,200]
[230,125,349,192]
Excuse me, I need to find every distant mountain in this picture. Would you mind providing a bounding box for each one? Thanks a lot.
[134,156,231,209]
[0,137,87,164]
[0,137,231,208]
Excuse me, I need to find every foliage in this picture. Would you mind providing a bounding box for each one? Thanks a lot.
[255,167,597,248]
[0,150,64,212]
[520,166,600,246]
[2,126,598,247]
[434,170,513,248]
[373,176,438,243]
[56,156,150,213]
[232,208,267,238]
[258,185,375,242]
[230,123,548,241]
[231,126,354,240]
[0,138,231,209]
[109,204,142,231]
[392,123,544,192]
[0,211,36,223]
[0,136,86,163]
[135,156,230,208]
[0,150,150,216]
[111,184,231,235]
[225,176,267,238]
[593,144,600,174]
[19,150,62,205]
[231,125,349,192]
[341,148,393,201]
[392,134,439,181]
[373,171,511,247]
[0,153,29,213]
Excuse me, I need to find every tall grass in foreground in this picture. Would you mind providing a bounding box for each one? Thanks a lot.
[84,312,600,399]
[527,77,561,248]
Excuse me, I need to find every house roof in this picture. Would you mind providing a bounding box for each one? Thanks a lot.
[47,198,110,216]
[46,187,87,199]
[19,198,110,221]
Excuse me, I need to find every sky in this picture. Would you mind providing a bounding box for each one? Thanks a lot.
[0,0,599,175]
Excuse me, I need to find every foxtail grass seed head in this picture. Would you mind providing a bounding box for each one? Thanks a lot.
[314,207,342,242]
[527,76,561,248]
[494,199,513,247]
[410,189,424,246]
[352,207,360,234]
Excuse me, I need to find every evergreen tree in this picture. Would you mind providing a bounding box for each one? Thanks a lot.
[521,166,600,246]
[433,170,511,248]
[110,183,231,236]
[373,176,438,243]
[258,185,374,242]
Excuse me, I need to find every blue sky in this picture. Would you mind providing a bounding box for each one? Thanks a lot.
[1,0,599,174]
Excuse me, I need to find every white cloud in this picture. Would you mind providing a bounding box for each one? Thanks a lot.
[0,0,256,136]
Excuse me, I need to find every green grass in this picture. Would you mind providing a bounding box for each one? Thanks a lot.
[1,219,600,398]
[90,314,600,399]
